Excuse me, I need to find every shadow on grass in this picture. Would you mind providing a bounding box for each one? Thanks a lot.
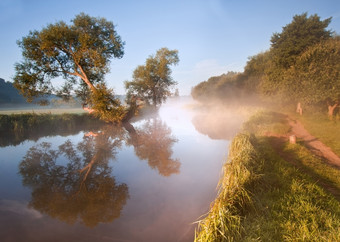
[267,136,340,202]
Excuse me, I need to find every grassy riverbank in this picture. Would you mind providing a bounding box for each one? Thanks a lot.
[195,111,340,241]
[295,113,340,157]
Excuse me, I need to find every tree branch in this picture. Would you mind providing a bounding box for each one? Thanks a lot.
[76,63,96,92]
[78,153,98,191]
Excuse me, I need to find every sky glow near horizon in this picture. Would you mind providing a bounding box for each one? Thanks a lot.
[0,0,339,95]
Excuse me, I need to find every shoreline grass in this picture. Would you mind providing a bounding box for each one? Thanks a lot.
[195,133,261,241]
[195,111,340,241]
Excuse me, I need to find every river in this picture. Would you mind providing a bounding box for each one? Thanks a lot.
[0,97,238,242]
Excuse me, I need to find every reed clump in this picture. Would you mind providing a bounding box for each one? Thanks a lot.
[195,133,263,241]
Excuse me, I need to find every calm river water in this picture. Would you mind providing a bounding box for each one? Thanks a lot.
[0,98,238,242]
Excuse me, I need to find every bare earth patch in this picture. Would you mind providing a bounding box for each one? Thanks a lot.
[265,117,340,201]
[287,118,340,169]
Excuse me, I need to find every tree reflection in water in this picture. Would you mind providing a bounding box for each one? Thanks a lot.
[19,118,180,227]
[19,125,129,227]
[127,118,180,176]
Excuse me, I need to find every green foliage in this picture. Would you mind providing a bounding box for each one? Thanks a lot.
[89,84,127,123]
[191,72,248,103]
[271,13,332,69]
[192,13,336,117]
[243,51,272,93]
[258,13,333,103]
[13,13,126,121]
[125,48,179,106]
[283,38,340,107]
[227,13,335,115]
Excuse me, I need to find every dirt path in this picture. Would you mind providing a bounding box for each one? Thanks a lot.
[287,118,340,169]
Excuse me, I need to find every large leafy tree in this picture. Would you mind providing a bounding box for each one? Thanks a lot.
[13,13,125,122]
[271,13,332,69]
[283,37,340,117]
[260,13,333,98]
[125,48,179,107]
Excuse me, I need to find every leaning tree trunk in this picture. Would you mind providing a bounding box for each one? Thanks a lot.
[328,102,339,120]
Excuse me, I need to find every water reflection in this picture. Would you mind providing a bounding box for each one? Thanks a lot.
[192,110,243,140]
[127,118,180,176]
[19,125,129,227]
[18,117,180,227]
[0,115,103,147]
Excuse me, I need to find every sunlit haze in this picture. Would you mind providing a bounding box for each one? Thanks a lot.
[1,0,339,95]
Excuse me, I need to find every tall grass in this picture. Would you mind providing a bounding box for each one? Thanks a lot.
[243,137,340,241]
[195,133,262,241]
[195,111,340,241]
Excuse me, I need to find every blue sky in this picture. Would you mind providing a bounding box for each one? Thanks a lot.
[1,0,339,95]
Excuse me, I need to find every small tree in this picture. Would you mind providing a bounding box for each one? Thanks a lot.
[125,48,179,107]
[13,13,125,122]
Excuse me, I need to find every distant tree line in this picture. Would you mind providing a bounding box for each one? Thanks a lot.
[191,71,248,104]
[192,13,340,118]
[0,78,26,104]
[0,78,82,108]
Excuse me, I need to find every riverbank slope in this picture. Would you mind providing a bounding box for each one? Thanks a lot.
[195,111,340,241]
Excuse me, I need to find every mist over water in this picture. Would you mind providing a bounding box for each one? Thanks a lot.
[192,106,245,140]
[0,97,244,242]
